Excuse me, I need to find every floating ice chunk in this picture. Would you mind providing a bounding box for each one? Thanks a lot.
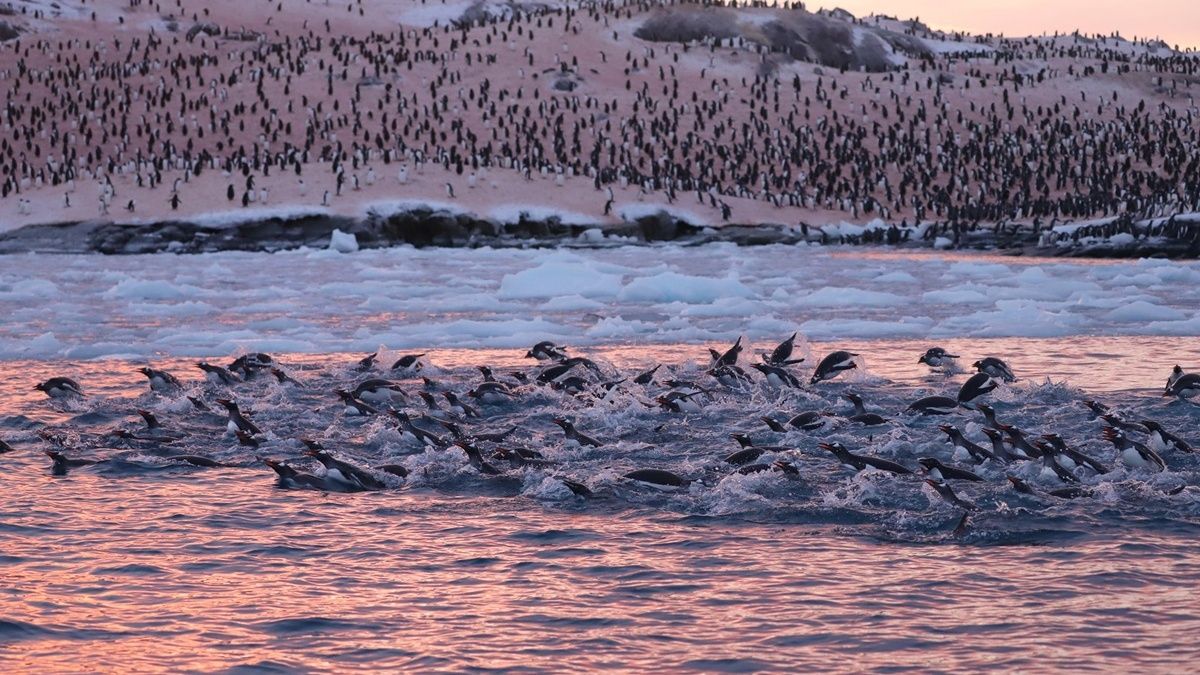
[795,287,906,308]
[498,258,623,299]
[617,272,751,303]
[1104,301,1186,323]
[329,229,360,253]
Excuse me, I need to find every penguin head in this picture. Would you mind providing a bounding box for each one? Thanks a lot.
[137,367,153,378]
[917,457,940,471]
[937,424,957,436]
[300,439,325,452]
[842,392,863,405]
[551,417,571,430]
[817,441,844,454]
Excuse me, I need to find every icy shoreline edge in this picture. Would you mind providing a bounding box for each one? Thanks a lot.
[2,207,1197,258]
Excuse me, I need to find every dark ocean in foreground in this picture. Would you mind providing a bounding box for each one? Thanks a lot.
[1,338,1199,671]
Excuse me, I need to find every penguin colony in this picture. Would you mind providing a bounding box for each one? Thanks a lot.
[16,337,1199,534]
[2,0,1200,245]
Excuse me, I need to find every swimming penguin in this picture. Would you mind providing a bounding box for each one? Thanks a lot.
[712,336,743,367]
[215,399,262,435]
[526,341,568,361]
[787,410,829,431]
[356,352,378,371]
[708,364,754,388]
[536,361,580,385]
[417,391,443,411]
[818,442,911,475]
[376,464,410,479]
[1163,373,1200,400]
[918,458,984,482]
[387,410,447,448]
[1006,475,1092,500]
[552,417,603,447]
[957,372,998,404]
[353,379,407,404]
[1081,400,1109,419]
[229,353,274,379]
[443,392,480,418]
[973,357,1016,382]
[730,433,790,453]
[455,441,502,475]
[1140,420,1192,453]
[1166,365,1184,392]
[761,416,789,433]
[1100,414,1147,435]
[560,478,594,497]
[197,362,240,385]
[236,430,261,448]
[763,332,805,366]
[751,363,802,388]
[138,367,182,393]
[303,441,386,489]
[467,381,517,403]
[269,368,301,387]
[43,449,99,475]
[724,446,768,466]
[652,390,706,414]
[980,427,1027,462]
[976,403,1001,427]
[810,351,859,384]
[390,354,426,374]
[918,347,959,369]
[633,364,661,385]
[996,424,1042,459]
[905,395,959,416]
[842,393,889,426]
[1039,434,1110,473]
[924,479,977,510]
[0,439,15,454]
[623,468,689,488]
[937,425,997,463]
[137,409,161,430]
[35,377,84,399]
[263,458,332,491]
[1035,447,1080,484]
[336,389,379,416]
[440,421,517,444]
[1102,427,1166,472]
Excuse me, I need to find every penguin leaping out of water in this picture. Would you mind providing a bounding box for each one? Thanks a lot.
[810,351,859,384]
[35,377,84,399]
[973,357,1016,382]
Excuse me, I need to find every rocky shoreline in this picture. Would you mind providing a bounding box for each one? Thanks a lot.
[1,208,1197,258]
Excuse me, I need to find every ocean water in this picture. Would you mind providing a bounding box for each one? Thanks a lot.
[2,246,1199,671]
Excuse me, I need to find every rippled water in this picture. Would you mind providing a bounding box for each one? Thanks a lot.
[2,340,1199,671]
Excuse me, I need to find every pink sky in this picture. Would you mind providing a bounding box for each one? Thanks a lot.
[818,0,1200,49]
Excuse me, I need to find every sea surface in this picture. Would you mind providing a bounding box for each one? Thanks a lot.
[2,246,1199,672]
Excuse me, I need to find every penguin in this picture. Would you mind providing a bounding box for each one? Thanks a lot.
[937,425,998,463]
[353,379,406,404]
[269,368,301,386]
[1102,427,1166,472]
[708,364,754,388]
[445,182,455,199]
[1006,475,1092,500]
[417,391,443,411]
[623,468,689,488]
[1140,420,1192,453]
[1035,446,1080,484]
[552,417,602,447]
[1166,365,1184,392]
[842,393,889,426]
[387,410,447,448]
[924,479,977,510]
[390,354,425,374]
[976,403,1001,427]
[197,362,240,385]
[215,399,262,435]
[818,442,912,475]
[303,441,385,490]
[356,352,378,372]
[166,455,228,468]
[1081,400,1109,419]
[443,392,480,418]
[918,347,959,369]
[263,458,333,491]
[730,433,791,453]
[761,416,789,433]
[957,372,998,404]
[1039,434,1110,473]
[536,361,580,385]
[43,449,100,475]
[764,332,805,366]
[137,409,161,430]
[138,366,182,393]
[455,441,502,475]
[980,427,1028,462]
[712,336,743,367]
[751,363,802,388]
[440,421,517,444]
[467,381,517,403]
[335,389,379,416]
[724,447,767,467]
[996,424,1042,459]
[918,458,984,482]
[376,464,410,479]
[809,350,858,384]
[229,353,273,378]
[905,395,959,415]
[35,377,84,398]
[526,341,568,361]
[633,364,661,386]
[655,391,707,413]
[1100,414,1147,434]
[973,357,1016,382]
[560,478,593,497]
[0,439,15,454]
[787,410,828,431]
[1163,373,1200,400]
